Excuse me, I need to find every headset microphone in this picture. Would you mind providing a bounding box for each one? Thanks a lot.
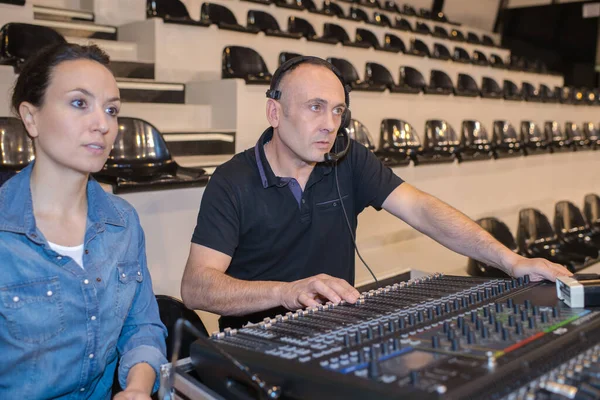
[323,127,351,163]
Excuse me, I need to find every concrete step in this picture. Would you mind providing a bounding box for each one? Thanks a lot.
[65,36,143,62]
[116,78,185,104]
[119,103,213,133]
[35,18,117,40]
[32,4,94,23]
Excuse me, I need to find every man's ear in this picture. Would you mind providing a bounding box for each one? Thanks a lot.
[265,98,281,128]
[18,102,40,139]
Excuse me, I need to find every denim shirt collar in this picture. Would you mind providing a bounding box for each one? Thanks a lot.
[0,162,126,243]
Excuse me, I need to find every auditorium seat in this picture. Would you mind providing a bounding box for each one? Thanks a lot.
[365,62,400,91]
[94,117,208,194]
[323,23,370,48]
[356,28,390,51]
[348,119,375,151]
[481,77,502,99]
[326,2,352,19]
[420,120,460,164]
[302,0,329,15]
[489,54,506,69]
[492,120,523,158]
[273,0,304,11]
[472,50,489,66]
[0,23,66,71]
[401,4,417,16]
[200,3,258,33]
[554,201,600,258]
[432,11,448,23]
[394,17,412,31]
[466,32,481,45]
[425,70,454,95]
[410,38,430,57]
[516,208,585,272]
[583,122,600,150]
[508,54,527,71]
[156,295,209,360]
[418,8,432,19]
[222,46,272,84]
[415,22,432,36]
[383,0,400,13]
[288,17,337,44]
[0,0,25,4]
[398,66,426,93]
[384,34,407,53]
[360,0,381,8]
[544,121,573,152]
[247,10,302,38]
[0,117,35,180]
[278,51,302,65]
[455,73,480,97]
[520,121,550,155]
[585,89,598,105]
[460,120,493,161]
[453,47,471,63]
[241,0,271,5]
[432,43,451,60]
[376,119,420,166]
[433,26,449,39]
[450,29,466,42]
[521,82,542,102]
[482,34,496,47]
[503,80,522,101]
[539,84,558,103]
[147,0,210,26]
[467,218,514,278]
[371,12,392,27]
[327,58,384,91]
[584,194,600,234]
[565,122,591,149]
[558,86,574,104]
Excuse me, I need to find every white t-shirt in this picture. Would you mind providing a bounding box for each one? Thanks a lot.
[48,242,84,269]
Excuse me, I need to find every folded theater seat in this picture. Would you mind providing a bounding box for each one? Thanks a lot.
[517,208,591,272]
[481,77,502,99]
[467,218,514,278]
[419,120,461,164]
[347,119,376,152]
[376,119,421,167]
[328,58,385,91]
[94,117,208,194]
[544,121,573,153]
[583,122,600,150]
[491,120,523,158]
[565,122,591,150]
[222,46,272,84]
[0,117,35,187]
[554,201,600,262]
[247,10,302,39]
[201,3,259,32]
[0,23,67,72]
[520,121,550,155]
[455,73,480,97]
[147,0,210,26]
[460,120,493,161]
[584,194,600,235]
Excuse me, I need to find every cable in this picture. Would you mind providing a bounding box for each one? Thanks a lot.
[333,138,378,284]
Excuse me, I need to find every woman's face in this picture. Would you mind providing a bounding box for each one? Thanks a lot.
[22,59,120,175]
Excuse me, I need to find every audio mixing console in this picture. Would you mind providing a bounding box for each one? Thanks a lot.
[190,274,600,399]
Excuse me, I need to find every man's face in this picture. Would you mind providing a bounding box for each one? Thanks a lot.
[273,64,347,165]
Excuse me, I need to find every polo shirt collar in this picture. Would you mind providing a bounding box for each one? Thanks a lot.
[254,127,333,189]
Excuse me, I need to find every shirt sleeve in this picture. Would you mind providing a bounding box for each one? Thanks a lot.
[350,140,404,211]
[117,209,168,393]
[191,170,240,257]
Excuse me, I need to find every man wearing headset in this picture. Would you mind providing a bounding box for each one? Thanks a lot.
[181,57,571,330]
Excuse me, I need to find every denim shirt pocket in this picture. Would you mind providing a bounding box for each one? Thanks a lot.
[114,261,143,320]
[0,277,65,344]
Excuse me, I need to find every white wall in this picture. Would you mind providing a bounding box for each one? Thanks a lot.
[444,0,501,33]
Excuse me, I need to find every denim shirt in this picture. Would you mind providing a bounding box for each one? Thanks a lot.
[0,163,167,399]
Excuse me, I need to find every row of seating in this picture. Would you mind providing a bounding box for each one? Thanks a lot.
[148,0,474,40]
[350,119,600,166]
[0,117,208,193]
[147,1,554,75]
[222,47,590,104]
[468,195,600,276]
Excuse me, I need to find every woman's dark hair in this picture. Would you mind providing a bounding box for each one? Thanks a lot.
[11,43,111,116]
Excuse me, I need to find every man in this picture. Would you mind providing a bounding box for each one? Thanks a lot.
[181,57,571,330]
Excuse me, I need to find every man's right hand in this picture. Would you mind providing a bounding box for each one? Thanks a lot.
[277,274,361,310]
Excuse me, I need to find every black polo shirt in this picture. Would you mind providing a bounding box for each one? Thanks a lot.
[191,127,404,329]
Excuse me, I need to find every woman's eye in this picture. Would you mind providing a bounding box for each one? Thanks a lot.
[106,106,119,117]
[71,99,86,108]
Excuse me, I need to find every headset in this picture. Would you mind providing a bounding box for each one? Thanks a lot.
[266,56,351,163]
[265,56,378,283]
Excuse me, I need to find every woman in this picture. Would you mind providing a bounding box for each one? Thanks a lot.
[0,43,167,399]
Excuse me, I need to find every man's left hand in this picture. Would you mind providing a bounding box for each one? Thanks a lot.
[113,389,151,400]
[509,256,572,282]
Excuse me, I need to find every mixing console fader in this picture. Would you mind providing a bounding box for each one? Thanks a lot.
[190,274,600,399]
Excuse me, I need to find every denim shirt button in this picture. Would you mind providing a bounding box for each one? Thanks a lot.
[12,296,19,303]
[91,316,96,321]
[137,271,141,276]
[121,273,126,278]
[56,256,62,260]
[80,388,85,392]
[88,353,94,359]
[83,279,89,285]
[46,291,53,297]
